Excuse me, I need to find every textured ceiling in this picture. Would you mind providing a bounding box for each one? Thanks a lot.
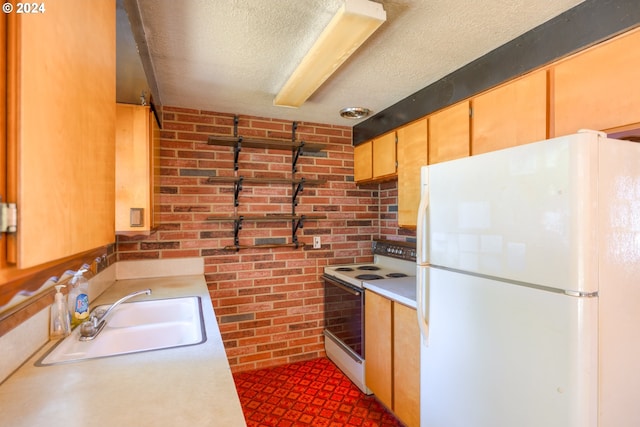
[118,0,585,126]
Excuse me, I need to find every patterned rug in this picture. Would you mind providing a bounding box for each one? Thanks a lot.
[233,357,404,427]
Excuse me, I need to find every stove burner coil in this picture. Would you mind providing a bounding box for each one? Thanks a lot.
[355,274,384,280]
[386,273,408,278]
[357,265,380,271]
[335,267,354,272]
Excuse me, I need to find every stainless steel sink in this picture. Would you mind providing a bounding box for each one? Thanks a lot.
[38,296,206,365]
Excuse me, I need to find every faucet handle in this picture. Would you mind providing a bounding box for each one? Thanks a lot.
[79,319,98,338]
[91,308,106,320]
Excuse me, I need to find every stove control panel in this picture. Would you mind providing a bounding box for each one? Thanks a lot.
[372,239,416,262]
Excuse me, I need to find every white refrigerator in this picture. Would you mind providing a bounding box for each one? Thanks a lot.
[416,130,640,427]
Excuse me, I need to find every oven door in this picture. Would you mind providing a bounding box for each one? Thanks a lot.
[323,275,364,360]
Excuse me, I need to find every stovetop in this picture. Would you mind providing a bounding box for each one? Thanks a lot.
[323,240,416,288]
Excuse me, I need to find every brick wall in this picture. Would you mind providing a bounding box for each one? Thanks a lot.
[116,106,415,372]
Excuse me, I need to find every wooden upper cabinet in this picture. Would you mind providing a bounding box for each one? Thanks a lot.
[397,119,427,228]
[116,104,159,235]
[428,101,470,164]
[372,131,397,179]
[5,0,115,268]
[471,69,548,155]
[354,132,397,183]
[553,28,640,136]
[354,140,372,182]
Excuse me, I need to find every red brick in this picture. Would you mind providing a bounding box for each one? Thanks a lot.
[114,106,417,371]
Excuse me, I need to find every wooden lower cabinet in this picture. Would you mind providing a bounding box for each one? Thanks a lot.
[365,290,420,427]
[393,302,421,427]
[365,290,393,407]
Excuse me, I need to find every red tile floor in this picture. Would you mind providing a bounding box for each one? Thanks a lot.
[233,357,404,427]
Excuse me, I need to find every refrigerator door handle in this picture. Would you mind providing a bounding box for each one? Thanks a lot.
[416,167,430,345]
[416,168,429,265]
[416,266,429,345]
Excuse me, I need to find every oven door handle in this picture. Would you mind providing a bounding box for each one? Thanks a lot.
[324,276,362,296]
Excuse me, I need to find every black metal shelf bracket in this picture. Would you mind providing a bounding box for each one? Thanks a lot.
[233,176,244,207]
[233,216,244,248]
[292,177,305,209]
[233,138,242,171]
[232,116,242,170]
[292,215,306,248]
[292,140,305,174]
[291,121,301,174]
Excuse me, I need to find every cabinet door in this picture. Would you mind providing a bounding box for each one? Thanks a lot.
[354,141,372,182]
[472,70,548,155]
[393,303,421,427]
[150,111,161,229]
[116,104,153,234]
[397,119,427,228]
[372,131,397,178]
[6,0,115,268]
[429,101,470,164]
[364,290,393,409]
[553,29,640,136]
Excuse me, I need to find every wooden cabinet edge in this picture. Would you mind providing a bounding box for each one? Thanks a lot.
[115,103,156,234]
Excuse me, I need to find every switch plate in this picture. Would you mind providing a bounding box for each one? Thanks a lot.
[313,236,321,249]
[130,208,144,227]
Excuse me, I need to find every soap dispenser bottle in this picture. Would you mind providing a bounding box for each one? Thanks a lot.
[50,285,71,339]
[67,268,90,328]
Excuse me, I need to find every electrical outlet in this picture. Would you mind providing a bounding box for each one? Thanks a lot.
[313,236,321,249]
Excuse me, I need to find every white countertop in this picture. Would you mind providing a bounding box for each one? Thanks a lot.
[363,276,417,309]
[0,264,246,427]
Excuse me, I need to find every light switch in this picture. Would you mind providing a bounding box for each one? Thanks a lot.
[130,208,144,227]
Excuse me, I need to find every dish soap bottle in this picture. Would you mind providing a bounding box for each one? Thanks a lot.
[50,285,71,339]
[67,268,90,328]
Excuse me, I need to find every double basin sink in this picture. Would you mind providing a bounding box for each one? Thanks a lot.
[38,295,206,365]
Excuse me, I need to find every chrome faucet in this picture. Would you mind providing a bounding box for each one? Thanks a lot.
[79,289,152,341]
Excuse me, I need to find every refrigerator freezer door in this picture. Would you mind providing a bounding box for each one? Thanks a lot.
[420,267,597,427]
[427,132,601,294]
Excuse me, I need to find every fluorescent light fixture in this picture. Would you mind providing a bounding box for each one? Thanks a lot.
[274,0,386,108]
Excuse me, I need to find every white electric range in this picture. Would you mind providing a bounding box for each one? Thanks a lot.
[322,239,416,394]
